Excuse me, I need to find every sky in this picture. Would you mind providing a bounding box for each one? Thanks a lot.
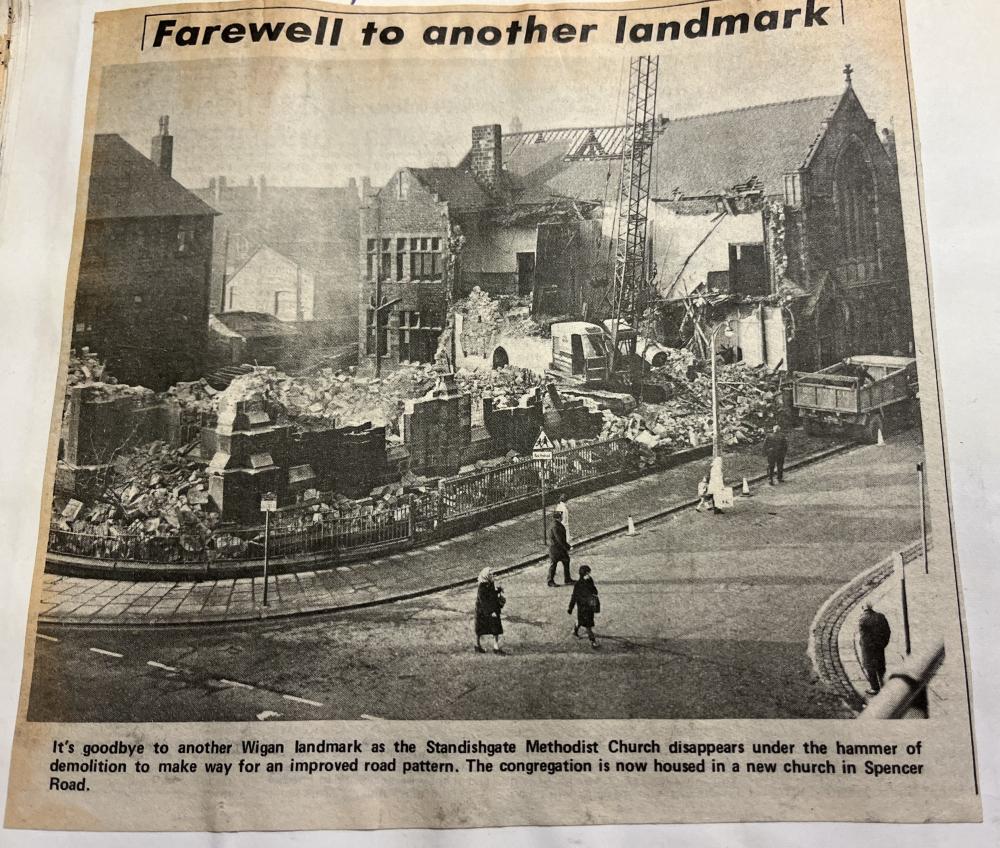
[93,10,911,191]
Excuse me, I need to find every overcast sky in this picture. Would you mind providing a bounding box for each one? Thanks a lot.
[95,13,910,190]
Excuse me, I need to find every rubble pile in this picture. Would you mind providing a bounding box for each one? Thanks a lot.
[214,364,441,434]
[597,361,782,449]
[66,348,112,389]
[455,365,540,409]
[454,287,542,337]
[453,287,546,361]
[166,379,217,420]
[55,441,218,545]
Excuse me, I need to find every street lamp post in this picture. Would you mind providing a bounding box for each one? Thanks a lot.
[708,322,734,494]
[260,492,278,608]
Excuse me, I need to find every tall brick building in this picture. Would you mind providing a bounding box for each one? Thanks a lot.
[74,117,217,389]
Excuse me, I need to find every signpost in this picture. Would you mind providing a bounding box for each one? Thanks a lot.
[533,430,555,545]
[260,492,278,607]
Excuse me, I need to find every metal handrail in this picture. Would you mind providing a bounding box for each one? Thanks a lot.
[860,640,945,720]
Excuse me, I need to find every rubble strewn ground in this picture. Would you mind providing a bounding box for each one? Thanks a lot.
[54,341,783,552]
[55,441,218,544]
[455,365,539,409]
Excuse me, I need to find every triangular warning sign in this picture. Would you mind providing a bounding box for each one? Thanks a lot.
[533,429,555,452]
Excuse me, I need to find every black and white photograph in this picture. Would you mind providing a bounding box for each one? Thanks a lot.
[4,0,995,835]
[27,40,950,725]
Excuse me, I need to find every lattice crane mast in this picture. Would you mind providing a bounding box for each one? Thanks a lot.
[606,55,659,380]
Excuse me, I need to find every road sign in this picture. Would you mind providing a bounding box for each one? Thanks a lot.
[260,493,278,513]
[533,429,554,461]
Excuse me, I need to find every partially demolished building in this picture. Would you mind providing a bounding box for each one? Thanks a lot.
[358,66,912,374]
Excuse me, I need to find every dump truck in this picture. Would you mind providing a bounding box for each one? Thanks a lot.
[792,355,918,442]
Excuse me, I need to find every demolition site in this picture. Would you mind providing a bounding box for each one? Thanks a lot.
[49,58,919,590]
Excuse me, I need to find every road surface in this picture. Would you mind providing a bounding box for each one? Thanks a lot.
[28,435,923,721]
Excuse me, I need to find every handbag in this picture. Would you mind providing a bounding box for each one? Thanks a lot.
[496,589,506,609]
[589,593,601,614]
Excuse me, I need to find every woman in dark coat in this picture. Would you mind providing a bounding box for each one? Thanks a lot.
[474,567,506,655]
[568,564,600,648]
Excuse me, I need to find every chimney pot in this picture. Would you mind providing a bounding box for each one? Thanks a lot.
[151,114,174,177]
[470,124,503,191]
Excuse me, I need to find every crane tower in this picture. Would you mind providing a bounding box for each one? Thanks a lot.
[606,55,659,378]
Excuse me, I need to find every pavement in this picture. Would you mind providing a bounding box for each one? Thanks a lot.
[837,548,960,717]
[35,431,842,627]
[27,432,925,721]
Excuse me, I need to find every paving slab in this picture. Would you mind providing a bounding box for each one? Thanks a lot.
[37,432,847,627]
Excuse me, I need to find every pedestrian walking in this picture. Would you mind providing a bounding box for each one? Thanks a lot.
[763,424,788,485]
[556,493,570,543]
[858,601,892,695]
[474,567,506,655]
[546,511,575,586]
[695,474,721,514]
[568,564,600,648]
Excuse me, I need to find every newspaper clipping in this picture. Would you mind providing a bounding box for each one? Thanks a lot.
[4,0,982,831]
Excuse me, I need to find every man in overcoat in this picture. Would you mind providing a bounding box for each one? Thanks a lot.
[763,424,789,485]
[858,601,892,695]
[546,512,574,587]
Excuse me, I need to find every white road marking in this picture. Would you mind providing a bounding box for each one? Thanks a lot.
[147,661,179,672]
[89,648,123,658]
[282,694,324,707]
[219,678,255,690]
[360,713,383,721]
[256,711,283,721]
[36,634,59,643]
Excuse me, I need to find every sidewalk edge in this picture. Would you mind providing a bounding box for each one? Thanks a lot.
[808,545,913,715]
[38,442,854,629]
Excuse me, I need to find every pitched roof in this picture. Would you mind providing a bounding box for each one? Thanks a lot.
[191,184,359,276]
[504,93,844,203]
[87,134,217,221]
[409,167,492,212]
[649,95,841,198]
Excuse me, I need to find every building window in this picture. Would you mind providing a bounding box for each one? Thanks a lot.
[177,223,195,254]
[396,238,406,281]
[783,173,803,207]
[410,237,442,280]
[833,140,878,281]
[397,310,441,363]
[366,238,392,281]
[396,172,408,200]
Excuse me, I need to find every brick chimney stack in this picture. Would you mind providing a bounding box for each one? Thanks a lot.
[470,124,503,190]
[150,115,173,177]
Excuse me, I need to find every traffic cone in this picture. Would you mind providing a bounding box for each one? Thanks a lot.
[741,477,751,496]
[877,428,885,446]
[627,515,636,536]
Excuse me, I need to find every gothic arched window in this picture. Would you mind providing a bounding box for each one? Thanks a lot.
[833,140,879,282]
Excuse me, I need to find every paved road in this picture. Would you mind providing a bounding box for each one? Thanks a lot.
[28,435,923,722]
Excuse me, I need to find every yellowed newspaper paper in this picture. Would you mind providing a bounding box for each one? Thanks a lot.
[3,0,982,830]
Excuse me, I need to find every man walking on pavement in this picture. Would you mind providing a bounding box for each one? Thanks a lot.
[547,511,575,587]
[763,424,788,485]
[858,601,892,696]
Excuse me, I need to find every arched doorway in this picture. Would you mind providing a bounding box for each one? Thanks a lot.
[491,347,509,369]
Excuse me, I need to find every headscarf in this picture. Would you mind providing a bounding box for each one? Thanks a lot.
[478,567,493,584]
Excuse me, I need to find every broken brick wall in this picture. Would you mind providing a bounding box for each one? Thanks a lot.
[63,385,181,469]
